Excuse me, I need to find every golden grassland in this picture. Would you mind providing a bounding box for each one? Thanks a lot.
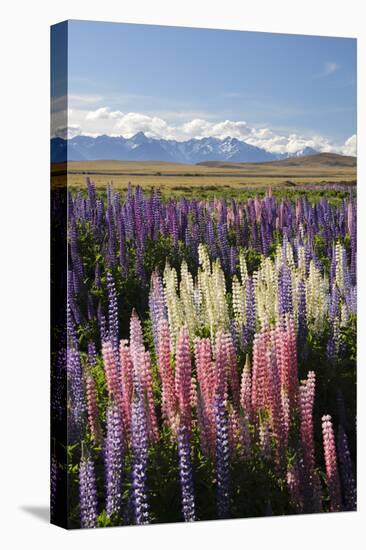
[51,155,356,195]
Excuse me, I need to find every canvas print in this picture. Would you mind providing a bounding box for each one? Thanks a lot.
[51,20,357,529]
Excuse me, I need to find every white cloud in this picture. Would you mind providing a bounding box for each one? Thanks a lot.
[207,120,252,140]
[86,107,123,121]
[66,106,356,156]
[180,118,212,137]
[115,112,169,137]
[340,134,357,156]
[246,131,337,155]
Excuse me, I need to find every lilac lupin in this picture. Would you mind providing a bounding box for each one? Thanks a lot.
[52,348,67,423]
[106,271,119,354]
[70,218,84,285]
[297,279,307,341]
[131,395,150,525]
[177,425,196,521]
[149,270,168,351]
[105,402,124,516]
[67,347,86,438]
[214,395,230,519]
[245,276,256,346]
[278,264,293,317]
[79,454,98,528]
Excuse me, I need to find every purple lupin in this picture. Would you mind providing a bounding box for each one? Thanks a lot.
[79,453,98,528]
[105,402,124,516]
[131,395,150,525]
[177,425,196,521]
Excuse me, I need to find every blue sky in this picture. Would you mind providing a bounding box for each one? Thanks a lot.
[52,20,357,155]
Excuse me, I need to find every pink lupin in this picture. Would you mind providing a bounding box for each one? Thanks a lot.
[129,310,158,443]
[299,372,316,479]
[119,339,133,438]
[194,337,216,454]
[222,332,240,409]
[274,317,298,422]
[85,372,102,445]
[175,326,192,431]
[130,309,144,358]
[157,318,177,430]
[227,407,238,453]
[142,351,159,442]
[272,328,290,443]
[251,331,268,413]
[285,316,299,411]
[240,355,252,419]
[322,414,342,512]
[102,341,122,408]
[266,341,286,468]
[195,337,215,408]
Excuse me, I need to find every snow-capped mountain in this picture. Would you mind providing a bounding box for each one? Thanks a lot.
[51,132,318,164]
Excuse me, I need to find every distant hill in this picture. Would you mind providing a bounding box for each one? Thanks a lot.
[262,152,356,167]
[51,132,326,164]
[198,152,356,170]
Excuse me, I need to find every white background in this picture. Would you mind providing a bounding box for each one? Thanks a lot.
[0,1,364,548]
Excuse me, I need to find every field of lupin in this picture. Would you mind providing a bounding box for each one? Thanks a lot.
[51,180,356,527]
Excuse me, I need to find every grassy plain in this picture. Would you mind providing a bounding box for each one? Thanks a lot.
[51,153,356,198]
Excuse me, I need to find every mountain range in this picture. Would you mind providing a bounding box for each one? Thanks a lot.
[51,132,319,164]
